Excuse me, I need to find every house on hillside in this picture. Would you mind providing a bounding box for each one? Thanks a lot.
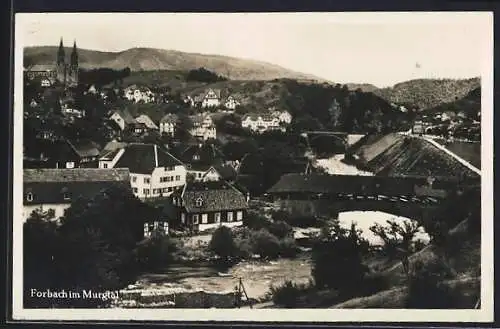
[159,114,178,136]
[61,107,86,119]
[272,110,293,124]
[241,113,281,133]
[202,163,238,183]
[189,114,217,140]
[183,95,195,107]
[223,95,240,110]
[201,89,221,108]
[124,85,155,103]
[179,143,226,181]
[98,143,187,199]
[109,109,136,131]
[135,114,159,130]
[24,138,100,169]
[168,180,248,233]
[22,168,131,222]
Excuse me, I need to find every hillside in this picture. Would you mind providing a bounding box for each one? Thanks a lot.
[373,78,481,110]
[422,87,481,118]
[24,46,326,82]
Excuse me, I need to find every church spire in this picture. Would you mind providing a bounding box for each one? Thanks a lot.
[70,40,78,67]
[57,37,65,65]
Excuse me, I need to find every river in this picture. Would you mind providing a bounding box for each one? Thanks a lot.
[123,153,428,305]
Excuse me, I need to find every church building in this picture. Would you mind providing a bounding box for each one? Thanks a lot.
[24,38,79,88]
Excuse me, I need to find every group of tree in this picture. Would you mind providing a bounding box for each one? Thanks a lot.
[24,185,175,308]
[208,211,298,264]
[79,67,132,87]
[186,67,227,83]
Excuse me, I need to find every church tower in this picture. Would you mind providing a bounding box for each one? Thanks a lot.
[56,38,66,85]
[68,40,79,87]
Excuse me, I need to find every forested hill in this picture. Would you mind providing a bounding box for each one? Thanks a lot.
[24,46,326,82]
[373,78,480,110]
[422,87,481,118]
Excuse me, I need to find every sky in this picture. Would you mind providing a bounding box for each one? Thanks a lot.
[16,12,492,87]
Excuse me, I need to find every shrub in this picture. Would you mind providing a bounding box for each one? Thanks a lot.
[268,220,293,239]
[406,258,457,309]
[269,280,310,308]
[278,237,300,258]
[251,229,281,260]
[134,234,178,271]
[208,226,239,261]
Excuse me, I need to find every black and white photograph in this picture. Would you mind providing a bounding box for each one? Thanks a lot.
[12,12,493,322]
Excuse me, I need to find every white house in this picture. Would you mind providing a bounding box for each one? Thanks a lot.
[224,96,240,110]
[135,114,158,130]
[125,86,155,103]
[23,168,131,222]
[201,89,221,108]
[98,143,187,199]
[183,95,195,107]
[275,110,293,124]
[189,114,217,140]
[159,113,178,136]
[109,110,136,131]
[242,113,281,133]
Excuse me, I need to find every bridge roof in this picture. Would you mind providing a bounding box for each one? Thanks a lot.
[266,173,477,196]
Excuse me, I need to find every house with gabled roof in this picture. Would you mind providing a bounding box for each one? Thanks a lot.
[223,95,240,110]
[201,89,221,108]
[109,109,136,131]
[189,113,216,140]
[23,168,131,222]
[98,143,187,199]
[202,163,238,183]
[241,113,281,133]
[168,180,248,232]
[159,113,178,136]
[135,114,159,130]
[179,143,226,180]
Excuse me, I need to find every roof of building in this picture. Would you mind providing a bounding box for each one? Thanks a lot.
[102,140,128,152]
[26,64,57,72]
[135,114,159,129]
[180,143,225,172]
[111,109,136,124]
[160,113,179,124]
[210,164,238,181]
[242,113,276,121]
[204,89,221,99]
[114,143,184,174]
[181,180,248,213]
[23,168,131,206]
[67,139,100,158]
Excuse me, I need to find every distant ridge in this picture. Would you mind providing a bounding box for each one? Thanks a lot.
[24,46,329,82]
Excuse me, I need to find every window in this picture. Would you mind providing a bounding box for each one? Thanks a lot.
[193,155,200,161]
[26,192,33,202]
[63,192,70,201]
[133,188,138,193]
[201,214,208,224]
[195,197,203,207]
[103,163,108,168]
[237,211,243,221]
[168,187,173,192]
[227,211,233,222]
[132,176,137,183]
[214,212,221,223]
[144,177,150,184]
[198,173,202,178]
[143,189,150,195]
[176,175,180,181]
[192,214,199,225]
[66,161,75,169]
[170,176,174,181]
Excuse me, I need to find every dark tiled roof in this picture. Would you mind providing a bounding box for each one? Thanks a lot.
[26,64,57,72]
[266,173,469,196]
[23,168,131,205]
[182,181,248,213]
[68,139,100,158]
[160,113,178,124]
[24,139,79,162]
[212,164,238,181]
[180,143,225,171]
[112,110,136,124]
[102,140,128,152]
[114,143,184,175]
[99,148,121,161]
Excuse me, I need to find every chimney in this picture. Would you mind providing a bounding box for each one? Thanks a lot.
[246,192,250,203]
[154,144,159,167]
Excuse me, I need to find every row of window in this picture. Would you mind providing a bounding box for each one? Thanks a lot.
[132,187,176,195]
[26,192,70,202]
[191,211,243,225]
[159,175,181,183]
[131,174,181,184]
